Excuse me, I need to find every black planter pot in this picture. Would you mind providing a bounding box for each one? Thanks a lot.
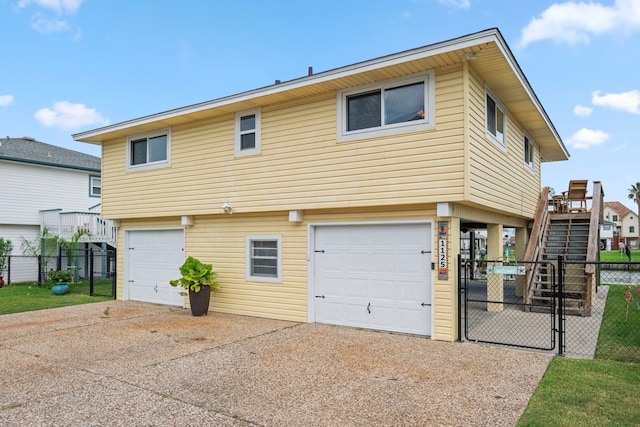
[188,286,211,316]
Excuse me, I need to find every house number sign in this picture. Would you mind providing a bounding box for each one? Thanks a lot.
[438,221,448,280]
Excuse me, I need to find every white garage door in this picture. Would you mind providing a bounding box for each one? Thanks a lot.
[126,229,185,306]
[313,223,432,336]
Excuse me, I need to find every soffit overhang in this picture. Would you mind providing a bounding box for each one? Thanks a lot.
[73,28,568,162]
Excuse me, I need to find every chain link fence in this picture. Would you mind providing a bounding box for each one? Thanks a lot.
[589,262,640,363]
[460,257,640,362]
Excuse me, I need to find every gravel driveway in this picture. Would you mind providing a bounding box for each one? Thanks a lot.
[0,301,551,426]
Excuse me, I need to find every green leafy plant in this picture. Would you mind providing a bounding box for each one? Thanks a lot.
[20,227,59,281]
[0,237,13,276]
[169,256,220,296]
[48,269,73,284]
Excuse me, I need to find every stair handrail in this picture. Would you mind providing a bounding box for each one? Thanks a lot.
[585,181,604,274]
[524,187,551,304]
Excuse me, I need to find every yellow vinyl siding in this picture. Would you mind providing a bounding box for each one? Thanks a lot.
[112,207,461,340]
[100,68,465,219]
[466,70,540,219]
[190,213,308,322]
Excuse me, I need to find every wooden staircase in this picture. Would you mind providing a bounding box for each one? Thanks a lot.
[529,213,591,315]
[524,181,604,317]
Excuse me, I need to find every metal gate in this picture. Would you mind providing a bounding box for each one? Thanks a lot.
[460,258,557,351]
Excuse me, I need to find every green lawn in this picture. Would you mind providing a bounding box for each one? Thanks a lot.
[0,280,114,315]
[518,358,640,426]
[600,249,640,262]
[518,282,640,426]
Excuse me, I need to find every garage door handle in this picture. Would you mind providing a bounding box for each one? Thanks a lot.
[315,295,325,299]
[421,303,431,307]
[154,284,158,293]
[367,302,371,314]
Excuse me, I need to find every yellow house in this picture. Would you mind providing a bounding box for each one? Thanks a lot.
[73,28,568,342]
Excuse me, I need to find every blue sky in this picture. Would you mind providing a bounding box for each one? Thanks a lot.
[2,0,639,210]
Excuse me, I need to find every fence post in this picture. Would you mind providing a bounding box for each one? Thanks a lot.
[7,255,10,285]
[457,254,462,342]
[112,249,117,299]
[89,248,94,296]
[38,255,42,287]
[557,255,565,357]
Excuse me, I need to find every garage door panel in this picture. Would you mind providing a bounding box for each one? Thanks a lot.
[370,279,395,300]
[127,230,185,307]
[345,302,370,324]
[316,253,345,272]
[345,279,368,298]
[368,254,395,273]
[314,224,432,336]
[398,280,428,301]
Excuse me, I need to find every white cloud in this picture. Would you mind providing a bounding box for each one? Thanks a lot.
[573,104,593,116]
[438,0,471,9]
[519,0,640,47]
[566,128,610,149]
[0,95,15,107]
[17,0,83,14]
[592,89,640,114]
[32,16,71,33]
[34,101,109,130]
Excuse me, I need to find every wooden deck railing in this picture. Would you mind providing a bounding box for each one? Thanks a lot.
[523,187,551,304]
[40,209,117,247]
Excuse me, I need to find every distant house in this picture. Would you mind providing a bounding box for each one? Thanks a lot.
[73,28,568,341]
[603,201,638,249]
[0,136,114,282]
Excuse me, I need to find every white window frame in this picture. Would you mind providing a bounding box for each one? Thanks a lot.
[89,175,101,197]
[523,132,534,170]
[337,71,435,142]
[246,235,282,283]
[485,87,506,148]
[235,108,261,157]
[126,128,171,172]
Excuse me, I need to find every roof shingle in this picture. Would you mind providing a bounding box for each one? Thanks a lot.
[0,137,100,171]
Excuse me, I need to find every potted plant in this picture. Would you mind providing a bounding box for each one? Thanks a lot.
[0,237,13,288]
[48,269,73,295]
[169,256,220,316]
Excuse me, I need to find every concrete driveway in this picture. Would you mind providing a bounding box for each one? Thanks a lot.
[0,301,551,426]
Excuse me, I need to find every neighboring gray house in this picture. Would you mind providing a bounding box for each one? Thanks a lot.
[0,136,114,282]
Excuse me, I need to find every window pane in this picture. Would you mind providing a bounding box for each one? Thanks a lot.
[486,95,496,136]
[251,240,278,278]
[240,114,256,132]
[131,139,147,165]
[496,107,505,142]
[347,91,381,131]
[240,133,256,150]
[148,135,168,162]
[252,258,277,276]
[384,82,425,125]
[91,177,101,195]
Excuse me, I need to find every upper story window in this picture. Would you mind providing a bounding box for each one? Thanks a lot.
[89,176,101,197]
[337,71,434,142]
[524,133,534,169]
[235,108,261,157]
[486,88,506,147]
[126,128,171,171]
[613,215,619,221]
[631,226,636,233]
